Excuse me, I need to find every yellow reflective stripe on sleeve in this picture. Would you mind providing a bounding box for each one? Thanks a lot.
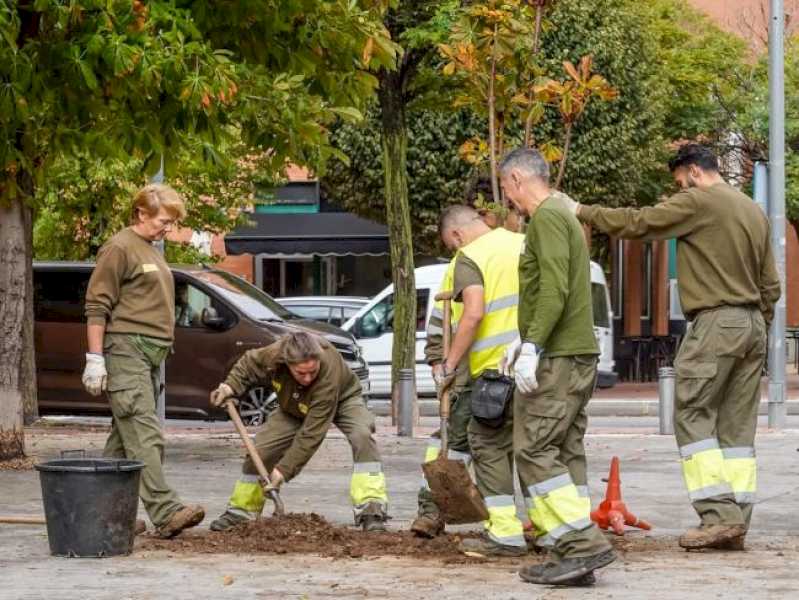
[484,495,526,547]
[525,473,592,546]
[722,447,757,503]
[350,462,389,506]
[680,438,733,501]
[228,476,265,514]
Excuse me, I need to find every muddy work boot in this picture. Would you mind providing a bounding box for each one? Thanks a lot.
[460,534,527,557]
[156,504,205,539]
[357,502,388,532]
[209,510,251,532]
[410,513,444,538]
[134,519,147,536]
[519,548,617,585]
[679,524,747,550]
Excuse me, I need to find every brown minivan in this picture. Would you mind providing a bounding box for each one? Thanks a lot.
[33,262,370,425]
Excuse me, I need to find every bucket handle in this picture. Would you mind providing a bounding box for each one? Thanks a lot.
[60,449,86,459]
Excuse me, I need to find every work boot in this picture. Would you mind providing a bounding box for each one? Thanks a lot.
[410,514,444,538]
[460,534,527,557]
[209,510,251,532]
[519,548,617,585]
[711,533,746,551]
[678,524,746,550]
[156,505,205,539]
[357,502,388,532]
[134,519,147,536]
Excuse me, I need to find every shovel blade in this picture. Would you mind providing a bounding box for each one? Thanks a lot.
[422,458,489,524]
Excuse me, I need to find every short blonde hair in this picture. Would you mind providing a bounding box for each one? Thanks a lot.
[280,331,323,364]
[130,184,186,224]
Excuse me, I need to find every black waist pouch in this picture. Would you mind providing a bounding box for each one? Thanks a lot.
[472,369,515,428]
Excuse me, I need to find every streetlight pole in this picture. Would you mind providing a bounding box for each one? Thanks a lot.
[151,155,167,427]
[767,0,787,429]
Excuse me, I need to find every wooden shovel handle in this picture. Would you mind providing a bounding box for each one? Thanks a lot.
[0,516,46,525]
[226,400,285,516]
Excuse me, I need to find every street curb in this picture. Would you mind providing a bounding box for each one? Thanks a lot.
[366,398,799,418]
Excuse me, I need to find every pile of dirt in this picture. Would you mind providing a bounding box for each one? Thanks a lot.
[0,456,37,471]
[139,513,495,564]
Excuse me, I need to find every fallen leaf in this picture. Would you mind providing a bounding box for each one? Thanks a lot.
[223,575,234,586]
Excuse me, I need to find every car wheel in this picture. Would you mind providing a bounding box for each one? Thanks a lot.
[237,387,278,427]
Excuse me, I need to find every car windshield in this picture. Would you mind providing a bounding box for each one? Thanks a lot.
[192,270,296,322]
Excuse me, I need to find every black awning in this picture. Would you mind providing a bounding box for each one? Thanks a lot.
[224,212,389,256]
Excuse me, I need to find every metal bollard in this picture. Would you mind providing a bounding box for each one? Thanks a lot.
[658,367,676,435]
[396,369,416,437]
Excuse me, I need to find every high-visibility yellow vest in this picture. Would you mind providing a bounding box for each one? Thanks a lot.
[459,228,524,377]
[429,256,464,337]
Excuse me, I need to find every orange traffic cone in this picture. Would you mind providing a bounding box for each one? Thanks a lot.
[590,456,652,535]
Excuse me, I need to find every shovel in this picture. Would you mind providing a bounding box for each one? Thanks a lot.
[226,400,285,517]
[422,291,489,524]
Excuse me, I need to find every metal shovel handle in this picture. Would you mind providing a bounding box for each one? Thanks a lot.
[226,400,285,516]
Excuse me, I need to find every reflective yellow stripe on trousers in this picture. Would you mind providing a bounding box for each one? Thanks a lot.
[526,473,592,547]
[679,438,733,501]
[484,495,526,548]
[350,461,389,508]
[722,446,756,504]
[228,474,265,518]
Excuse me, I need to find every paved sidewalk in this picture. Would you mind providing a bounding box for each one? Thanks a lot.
[3,420,799,599]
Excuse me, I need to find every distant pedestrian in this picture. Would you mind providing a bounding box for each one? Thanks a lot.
[575,144,781,550]
[83,183,205,538]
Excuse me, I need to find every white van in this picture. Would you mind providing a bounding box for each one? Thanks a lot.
[343,261,616,397]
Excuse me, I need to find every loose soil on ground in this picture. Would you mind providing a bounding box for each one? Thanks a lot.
[0,456,37,470]
[139,512,691,564]
[139,513,492,563]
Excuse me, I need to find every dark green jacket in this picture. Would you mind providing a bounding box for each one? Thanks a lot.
[519,192,599,357]
[579,182,781,324]
[224,337,362,480]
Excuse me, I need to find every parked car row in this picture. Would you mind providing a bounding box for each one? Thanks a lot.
[34,262,369,425]
[283,261,617,398]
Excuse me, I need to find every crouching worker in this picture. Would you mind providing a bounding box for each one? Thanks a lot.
[208,331,390,532]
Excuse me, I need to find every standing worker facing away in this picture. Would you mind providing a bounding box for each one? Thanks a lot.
[500,148,615,585]
[82,183,205,538]
[435,205,528,557]
[575,144,781,550]
[209,331,390,532]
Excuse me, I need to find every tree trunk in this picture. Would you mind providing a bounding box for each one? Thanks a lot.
[0,196,35,459]
[378,71,417,392]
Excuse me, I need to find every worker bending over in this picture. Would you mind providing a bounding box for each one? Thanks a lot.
[209,332,390,532]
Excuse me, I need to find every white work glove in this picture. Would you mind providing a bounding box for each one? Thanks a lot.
[498,336,522,377]
[81,353,107,396]
[514,343,542,394]
[209,382,236,407]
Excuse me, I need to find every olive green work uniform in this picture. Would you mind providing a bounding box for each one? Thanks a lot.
[416,255,473,518]
[221,337,388,521]
[579,182,781,528]
[85,227,184,527]
[516,192,611,560]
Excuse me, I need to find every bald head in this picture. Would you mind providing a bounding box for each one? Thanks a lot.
[439,205,490,251]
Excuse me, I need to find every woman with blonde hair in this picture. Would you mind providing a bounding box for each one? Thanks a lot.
[83,183,205,538]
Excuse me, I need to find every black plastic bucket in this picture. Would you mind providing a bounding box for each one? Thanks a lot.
[35,458,144,557]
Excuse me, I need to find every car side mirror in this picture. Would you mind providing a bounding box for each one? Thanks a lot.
[201,307,226,330]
